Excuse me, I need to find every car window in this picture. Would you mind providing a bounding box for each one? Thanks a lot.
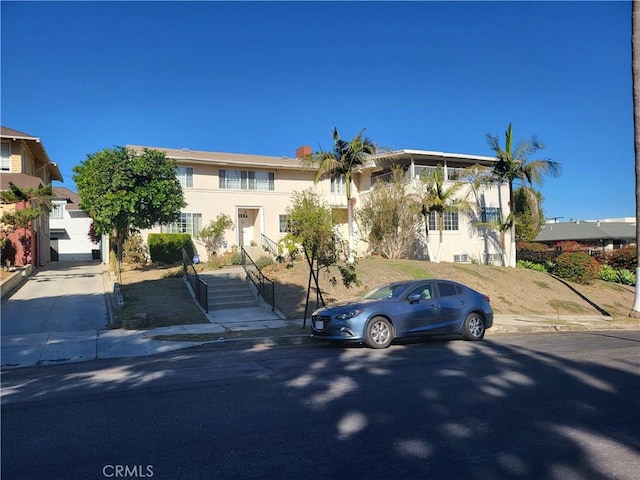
[363,284,408,300]
[436,282,458,297]
[409,284,433,300]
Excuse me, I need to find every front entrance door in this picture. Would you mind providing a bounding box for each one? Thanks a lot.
[238,209,254,246]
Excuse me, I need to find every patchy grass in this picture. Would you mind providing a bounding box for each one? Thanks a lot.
[111,257,636,333]
[452,264,486,279]
[547,299,587,314]
[113,264,209,329]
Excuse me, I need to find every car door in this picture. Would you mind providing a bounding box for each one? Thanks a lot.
[433,281,466,331]
[396,282,441,334]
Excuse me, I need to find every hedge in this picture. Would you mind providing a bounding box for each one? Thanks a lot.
[148,233,194,264]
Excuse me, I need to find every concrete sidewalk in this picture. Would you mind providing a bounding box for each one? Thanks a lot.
[2,313,636,369]
[1,262,638,369]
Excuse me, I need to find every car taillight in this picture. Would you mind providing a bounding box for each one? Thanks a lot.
[483,295,491,302]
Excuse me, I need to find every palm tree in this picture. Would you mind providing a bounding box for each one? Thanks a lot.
[630,0,640,318]
[310,127,377,262]
[420,164,473,263]
[486,123,561,266]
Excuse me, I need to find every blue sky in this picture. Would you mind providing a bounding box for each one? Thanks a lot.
[1,1,634,222]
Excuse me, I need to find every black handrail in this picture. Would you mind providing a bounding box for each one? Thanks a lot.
[260,233,282,258]
[241,246,276,311]
[182,249,208,313]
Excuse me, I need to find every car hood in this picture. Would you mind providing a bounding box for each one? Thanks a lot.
[312,299,381,316]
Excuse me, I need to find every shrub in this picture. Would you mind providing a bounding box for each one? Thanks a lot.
[603,246,636,271]
[255,255,274,269]
[148,233,194,265]
[553,252,601,285]
[517,260,547,272]
[123,234,148,264]
[230,251,243,265]
[198,214,234,258]
[555,241,585,252]
[599,264,619,283]
[207,253,229,269]
[517,241,548,252]
[617,269,636,286]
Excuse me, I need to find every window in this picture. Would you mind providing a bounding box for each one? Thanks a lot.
[481,207,501,223]
[50,202,64,219]
[176,167,193,188]
[453,254,469,263]
[220,169,274,191]
[1,142,10,171]
[331,176,346,194]
[437,282,460,297]
[447,167,465,181]
[166,213,202,237]
[409,284,433,300]
[485,253,503,263]
[428,211,459,231]
[279,214,290,233]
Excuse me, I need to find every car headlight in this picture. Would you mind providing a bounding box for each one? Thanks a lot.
[336,309,363,320]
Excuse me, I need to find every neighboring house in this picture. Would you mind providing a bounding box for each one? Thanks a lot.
[534,218,636,251]
[1,126,63,267]
[131,143,513,266]
[50,187,101,261]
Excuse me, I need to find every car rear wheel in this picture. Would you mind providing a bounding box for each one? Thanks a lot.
[365,317,393,349]
[462,313,485,341]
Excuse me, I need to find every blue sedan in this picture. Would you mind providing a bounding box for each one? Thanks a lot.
[310,279,493,348]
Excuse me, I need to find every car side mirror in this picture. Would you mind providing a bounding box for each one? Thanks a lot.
[408,293,421,304]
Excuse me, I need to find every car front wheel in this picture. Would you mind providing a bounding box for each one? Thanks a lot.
[462,313,485,341]
[365,317,393,349]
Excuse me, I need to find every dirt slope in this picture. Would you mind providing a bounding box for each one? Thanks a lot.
[263,258,636,320]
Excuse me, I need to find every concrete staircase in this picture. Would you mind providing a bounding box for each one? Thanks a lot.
[200,267,259,311]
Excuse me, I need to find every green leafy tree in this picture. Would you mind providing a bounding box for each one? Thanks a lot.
[73,147,186,270]
[358,166,421,259]
[419,164,473,263]
[307,127,377,262]
[198,214,235,258]
[284,189,358,325]
[486,123,561,266]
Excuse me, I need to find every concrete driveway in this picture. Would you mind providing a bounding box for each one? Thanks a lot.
[1,261,108,335]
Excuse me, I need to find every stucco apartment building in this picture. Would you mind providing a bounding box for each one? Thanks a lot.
[131,143,513,266]
[1,127,63,267]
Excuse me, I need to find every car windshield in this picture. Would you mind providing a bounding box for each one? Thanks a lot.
[361,283,408,300]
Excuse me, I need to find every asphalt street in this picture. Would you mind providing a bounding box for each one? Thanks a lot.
[2,331,639,480]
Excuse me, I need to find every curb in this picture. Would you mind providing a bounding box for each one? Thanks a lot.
[164,321,639,351]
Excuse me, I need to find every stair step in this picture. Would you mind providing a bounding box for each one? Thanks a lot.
[209,298,259,309]
[201,267,261,311]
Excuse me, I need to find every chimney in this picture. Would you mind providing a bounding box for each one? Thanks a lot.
[296,145,312,159]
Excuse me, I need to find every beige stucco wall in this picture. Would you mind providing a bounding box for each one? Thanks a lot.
[140,157,513,265]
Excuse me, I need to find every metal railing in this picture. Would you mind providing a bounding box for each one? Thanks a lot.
[260,233,282,258]
[241,246,276,311]
[182,249,208,313]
